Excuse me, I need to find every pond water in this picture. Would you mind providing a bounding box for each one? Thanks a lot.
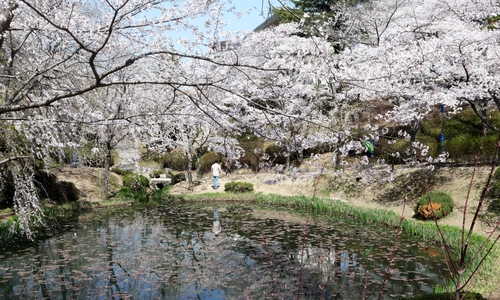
[0,204,447,299]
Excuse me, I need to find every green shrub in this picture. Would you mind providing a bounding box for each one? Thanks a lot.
[419,108,500,161]
[415,135,439,158]
[224,181,254,193]
[163,151,188,171]
[405,291,485,300]
[200,152,220,174]
[375,137,410,164]
[150,170,164,178]
[122,174,149,192]
[414,191,454,220]
[116,187,148,203]
[153,186,171,202]
[237,133,265,172]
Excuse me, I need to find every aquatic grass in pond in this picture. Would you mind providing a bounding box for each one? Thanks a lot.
[278,196,500,294]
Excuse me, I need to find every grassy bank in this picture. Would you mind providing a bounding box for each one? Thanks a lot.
[168,191,500,295]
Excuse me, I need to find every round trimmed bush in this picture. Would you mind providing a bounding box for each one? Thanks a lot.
[414,191,454,220]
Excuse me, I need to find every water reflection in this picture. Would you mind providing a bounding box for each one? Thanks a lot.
[0,204,446,299]
[213,209,221,235]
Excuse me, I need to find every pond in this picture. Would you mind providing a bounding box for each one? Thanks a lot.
[0,204,447,299]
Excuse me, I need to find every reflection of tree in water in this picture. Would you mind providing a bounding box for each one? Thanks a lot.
[0,205,447,299]
[105,224,132,299]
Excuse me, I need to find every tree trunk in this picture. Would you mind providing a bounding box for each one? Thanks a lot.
[186,140,193,190]
[332,149,340,170]
[196,149,202,179]
[298,148,303,163]
[102,141,112,200]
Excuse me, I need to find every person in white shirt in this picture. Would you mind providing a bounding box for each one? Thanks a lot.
[211,160,222,189]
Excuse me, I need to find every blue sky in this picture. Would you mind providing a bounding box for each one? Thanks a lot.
[221,0,278,32]
[141,1,284,51]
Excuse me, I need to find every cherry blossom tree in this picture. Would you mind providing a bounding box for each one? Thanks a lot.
[329,0,500,297]
[0,0,262,236]
[333,0,500,158]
